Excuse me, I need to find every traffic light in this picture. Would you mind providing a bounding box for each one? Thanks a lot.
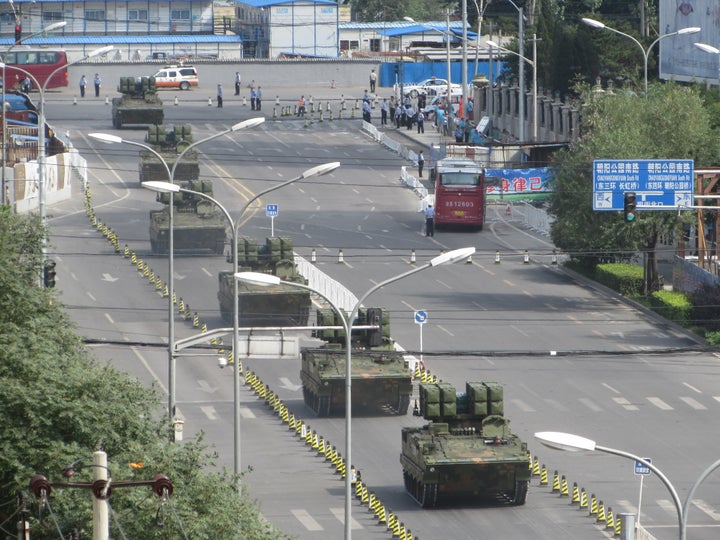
[623,192,637,222]
[14,24,21,45]
[366,307,383,347]
[43,259,56,288]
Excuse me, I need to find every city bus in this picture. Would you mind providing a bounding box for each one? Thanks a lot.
[1,48,69,90]
[433,157,486,230]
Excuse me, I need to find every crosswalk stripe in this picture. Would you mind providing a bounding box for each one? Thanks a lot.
[693,499,720,521]
[330,507,363,529]
[579,397,602,411]
[613,397,639,411]
[291,509,323,531]
[647,397,673,410]
[680,396,707,410]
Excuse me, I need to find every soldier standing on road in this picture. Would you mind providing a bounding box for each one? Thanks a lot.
[369,69,377,93]
[93,73,101,97]
[79,75,87,98]
[256,86,262,110]
[234,72,241,96]
[418,150,425,178]
[425,204,435,237]
[217,84,223,108]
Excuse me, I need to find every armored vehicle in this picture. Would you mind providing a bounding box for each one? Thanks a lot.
[149,179,226,254]
[139,124,199,185]
[112,76,164,128]
[400,381,530,507]
[218,236,311,326]
[301,346,412,416]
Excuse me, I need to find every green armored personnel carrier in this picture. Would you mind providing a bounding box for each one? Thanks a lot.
[149,179,226,254]
[218,236,311,326]
[112,76,164,129]
[301,307,411,416]
[139,124,199,185]
[400,381,530,507]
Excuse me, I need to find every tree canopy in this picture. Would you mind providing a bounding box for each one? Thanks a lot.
[0,208,292,539]
[548,83,720,289]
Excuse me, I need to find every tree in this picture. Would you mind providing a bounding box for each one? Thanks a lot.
[548,83,720,292]
[350,0,455,22]
[0,209,292,539]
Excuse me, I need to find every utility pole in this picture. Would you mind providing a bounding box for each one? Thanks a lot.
[92,451,109,540]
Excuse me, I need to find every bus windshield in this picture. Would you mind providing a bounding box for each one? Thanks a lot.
[440,172,481,186]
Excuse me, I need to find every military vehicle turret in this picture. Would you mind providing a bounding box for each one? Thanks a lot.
[112,76,164,129]
[300,307,411,416]
[139,124,199,185]
[149,179,226,254]
[400,381,530,507]
[217,236,311,326]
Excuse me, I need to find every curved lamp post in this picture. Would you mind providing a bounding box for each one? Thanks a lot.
[535,431,720,540]
[582,18,700,95]
[694,43,720,85]
[236,245,475,540]
[2,20,67,205]
[89,117,265,442]
[141,160,339,491]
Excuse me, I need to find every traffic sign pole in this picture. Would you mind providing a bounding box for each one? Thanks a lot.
[414,311,427,367]
[635,457,651,526]
[265,204,278,236]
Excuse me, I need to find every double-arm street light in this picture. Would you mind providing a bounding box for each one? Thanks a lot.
[89,117,265,442]
[582,18,701,95]
[694,43,720,84]
[141,160,339,491]
[1,20,67,205]
[536,431,720,540]
[487,36,538,141]
[236,245,475,540]
[1,44,113,222]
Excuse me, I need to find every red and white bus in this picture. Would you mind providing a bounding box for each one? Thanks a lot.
[433,157,486,230]
[1,48,69,89]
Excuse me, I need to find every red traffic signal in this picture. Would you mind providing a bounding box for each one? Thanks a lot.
[14,24,22,45]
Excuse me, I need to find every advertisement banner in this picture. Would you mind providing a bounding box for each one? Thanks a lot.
[660,0,720,83]
[485,167,553,197]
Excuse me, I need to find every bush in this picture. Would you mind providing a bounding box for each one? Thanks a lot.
[647,290,692,325]
[594,263,644,295]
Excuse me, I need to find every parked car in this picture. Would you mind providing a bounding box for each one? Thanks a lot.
[400,78,462,98]
[152,65,199,90]
[422,93,463,115]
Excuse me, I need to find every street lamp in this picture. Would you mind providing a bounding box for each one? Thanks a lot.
[582,18,701,95]
[2,20,67,205]
[141,160,339,491]
[535,431,720,540]
[89,117,265,444]
[236,245,475,540]
[694,43,720,85]
[487,36,538,141]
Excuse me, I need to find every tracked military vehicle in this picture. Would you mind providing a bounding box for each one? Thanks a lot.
[149,179,226,254]
[218,236,311,326]
[400,381,530,507]
[112,76,164,129]
[300,307,412,416]
[139,124,199,185]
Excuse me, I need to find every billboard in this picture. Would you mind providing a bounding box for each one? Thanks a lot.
[660,0,720,83]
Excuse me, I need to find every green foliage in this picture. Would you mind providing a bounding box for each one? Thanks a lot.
[705,330,720,346]
[350,0,454,22]
[0,211,292,540]
[647,290,692,325]
[595,263,644,295]
[690,284,720,331]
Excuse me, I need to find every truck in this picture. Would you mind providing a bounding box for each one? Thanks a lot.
[300,307,412,416]
[139,124,200,185]
[217,236,311,326]
[149,179,226,254]
[400,381,530,507]
[111,76,164,129]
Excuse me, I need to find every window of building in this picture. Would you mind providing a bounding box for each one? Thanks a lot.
[0,12,16,23]
[86,10,105,21]
[369,38,380,52]
[129,10,148,21]
[42,11,63,22]
[171,10,190,20]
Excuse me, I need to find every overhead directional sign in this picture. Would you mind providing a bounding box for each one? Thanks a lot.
[265,203,278,217]
[593,159,694,211]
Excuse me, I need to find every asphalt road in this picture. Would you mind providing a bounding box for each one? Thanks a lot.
[44,93,720,540]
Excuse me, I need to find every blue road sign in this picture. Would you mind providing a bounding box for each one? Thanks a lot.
[265,204,278,217]
[634,457,651,475]
[593,159,694,211]
[414,310,428,325]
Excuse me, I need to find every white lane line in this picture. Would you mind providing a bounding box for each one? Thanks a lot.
[683,382,702,394]
[579,397,603,411]
[86,291,96,301]
[200,406,218,420]
[510,325,530,337]
[330,507,363,529]
[647,397,673,410]
[201,267,213,277]
[612,397,639,411]
[510,399,535,413]
[291,509,323,531]
[436,325,454,336]
[602,383,621,394]
[680,396,707,410]
[693,499,720,521]
[104,313,114,324]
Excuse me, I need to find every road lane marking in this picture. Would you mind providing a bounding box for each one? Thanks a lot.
[602,383,621,394]
[510,325,530,337]
[104,313,114,324]
[330,507,363,529]
[437,325,454,336]
[86,291,96,301]
[543,399,569,411]
[647,397,673,410]
[680,396,707,410]
[200,406,218,420]
[201,267,213,277]
[291,509,323,531]
[510,399,535,412]
[612,397,639,411]
[683,382,701,393]
[579,397,603,411]
[693,499,720,520]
